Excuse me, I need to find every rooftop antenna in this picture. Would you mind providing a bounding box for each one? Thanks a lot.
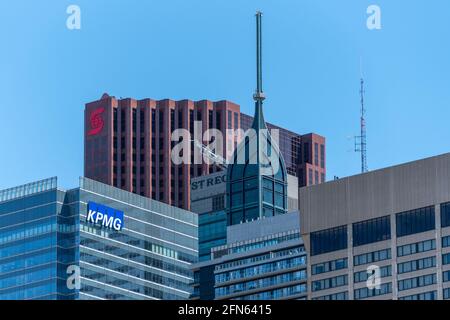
[354,58,368,173]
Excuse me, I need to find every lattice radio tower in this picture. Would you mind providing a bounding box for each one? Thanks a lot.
[355,77,368,173]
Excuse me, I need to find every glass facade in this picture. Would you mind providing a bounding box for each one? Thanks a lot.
[213,242,307,300]
[227,98,288,226]
[352,216,390,247]
[0,178,78,300]
[0,177,198,300]
[396,206,435,237]
[310,225,347,256]
[198,211,226,262]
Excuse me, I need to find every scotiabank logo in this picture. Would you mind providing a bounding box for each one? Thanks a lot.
[87,107,105,136]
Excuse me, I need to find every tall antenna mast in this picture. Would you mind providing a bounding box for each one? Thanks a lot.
[355,77,368,173]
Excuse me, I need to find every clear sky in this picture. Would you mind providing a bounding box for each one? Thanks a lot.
[1,0,450,190]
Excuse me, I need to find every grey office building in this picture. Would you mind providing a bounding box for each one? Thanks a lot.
[299,153,450,300]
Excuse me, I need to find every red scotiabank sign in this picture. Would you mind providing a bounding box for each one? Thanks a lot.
[88,107,105,136]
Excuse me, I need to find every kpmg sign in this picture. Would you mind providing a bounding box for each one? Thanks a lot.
[86,201,124,231]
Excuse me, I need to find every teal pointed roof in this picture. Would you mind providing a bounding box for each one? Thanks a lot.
[226,12,288,226]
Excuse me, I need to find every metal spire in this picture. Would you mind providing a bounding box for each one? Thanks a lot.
[254,11,265,102]
[252,11,267,131]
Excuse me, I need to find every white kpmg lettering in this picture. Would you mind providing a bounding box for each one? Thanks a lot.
[95,212,104,224]
[86,210,96,223]
[102,215,114,229]
[113,218,122,231]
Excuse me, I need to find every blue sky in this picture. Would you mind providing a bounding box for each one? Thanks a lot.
[1,0,450,189]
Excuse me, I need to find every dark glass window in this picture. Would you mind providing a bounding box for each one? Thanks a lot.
[311,225,347,256]
[396,206,435,237]
[320,144,325,168]
[353,216,391,247]
[441,202,450,228]
[151,109,156,133]
[314,143,319,166]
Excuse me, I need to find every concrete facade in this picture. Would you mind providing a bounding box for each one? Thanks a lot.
[299,153,450,300]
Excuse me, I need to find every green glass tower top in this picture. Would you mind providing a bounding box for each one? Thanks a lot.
[226,12,288,226]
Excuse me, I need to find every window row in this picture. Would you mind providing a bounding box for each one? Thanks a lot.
[310,225,347,256]
[397,239,435,257]
[312,291,348,300]
[353,249,391,266]
[311,258,348,275]
[311,275,348,292]
[352,216,390,247]
[396,206,435,237]
[398,274,436,291]
[354,265,392,283]
[399,291,436,300]
[215,270,306,298]
[354,283,392,300]
[398,256,436,274]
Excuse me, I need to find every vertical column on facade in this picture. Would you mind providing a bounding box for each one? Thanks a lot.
[347,223,354,300]
[107,97,116,186]
[436,204,443,300]
[390,213,398,300]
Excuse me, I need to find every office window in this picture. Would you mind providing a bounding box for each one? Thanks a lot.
[443,271,450,282]
[443,253,450,265]
[320,144,325,169]
[212,195,225,212]
[315,171,319,185]
[444,288,450,300]
[228,111,232,129]
[396,206,435,237]
[312,275,347,292]
[441,202,450,228]
[321,173,325,183]
[398,256,436,274]
[399,291,436,300]
[313,292,348,301]
[308,169,313,185]
[314,143,319,166]
[354,265,392,283]
[311,258,348,275]
[310,225,347,256]
[354,283,392,300]
[353,216,391,247]
[397,239,436,257]
[443,236,450,248]
[354,249,391,266]
[398,274,436,291]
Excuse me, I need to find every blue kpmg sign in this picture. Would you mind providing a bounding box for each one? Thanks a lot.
[86,201,124,231]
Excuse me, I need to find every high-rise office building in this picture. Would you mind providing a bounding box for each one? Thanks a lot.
[191,211,307,300]
[85,95,325,211]
[85,94,241,211]
[0,177,197,300]
[300,152,450,300]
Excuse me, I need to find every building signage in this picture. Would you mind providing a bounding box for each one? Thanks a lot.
[87,107,105,136]
[86,201,124,231]
[191,174,226,191]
